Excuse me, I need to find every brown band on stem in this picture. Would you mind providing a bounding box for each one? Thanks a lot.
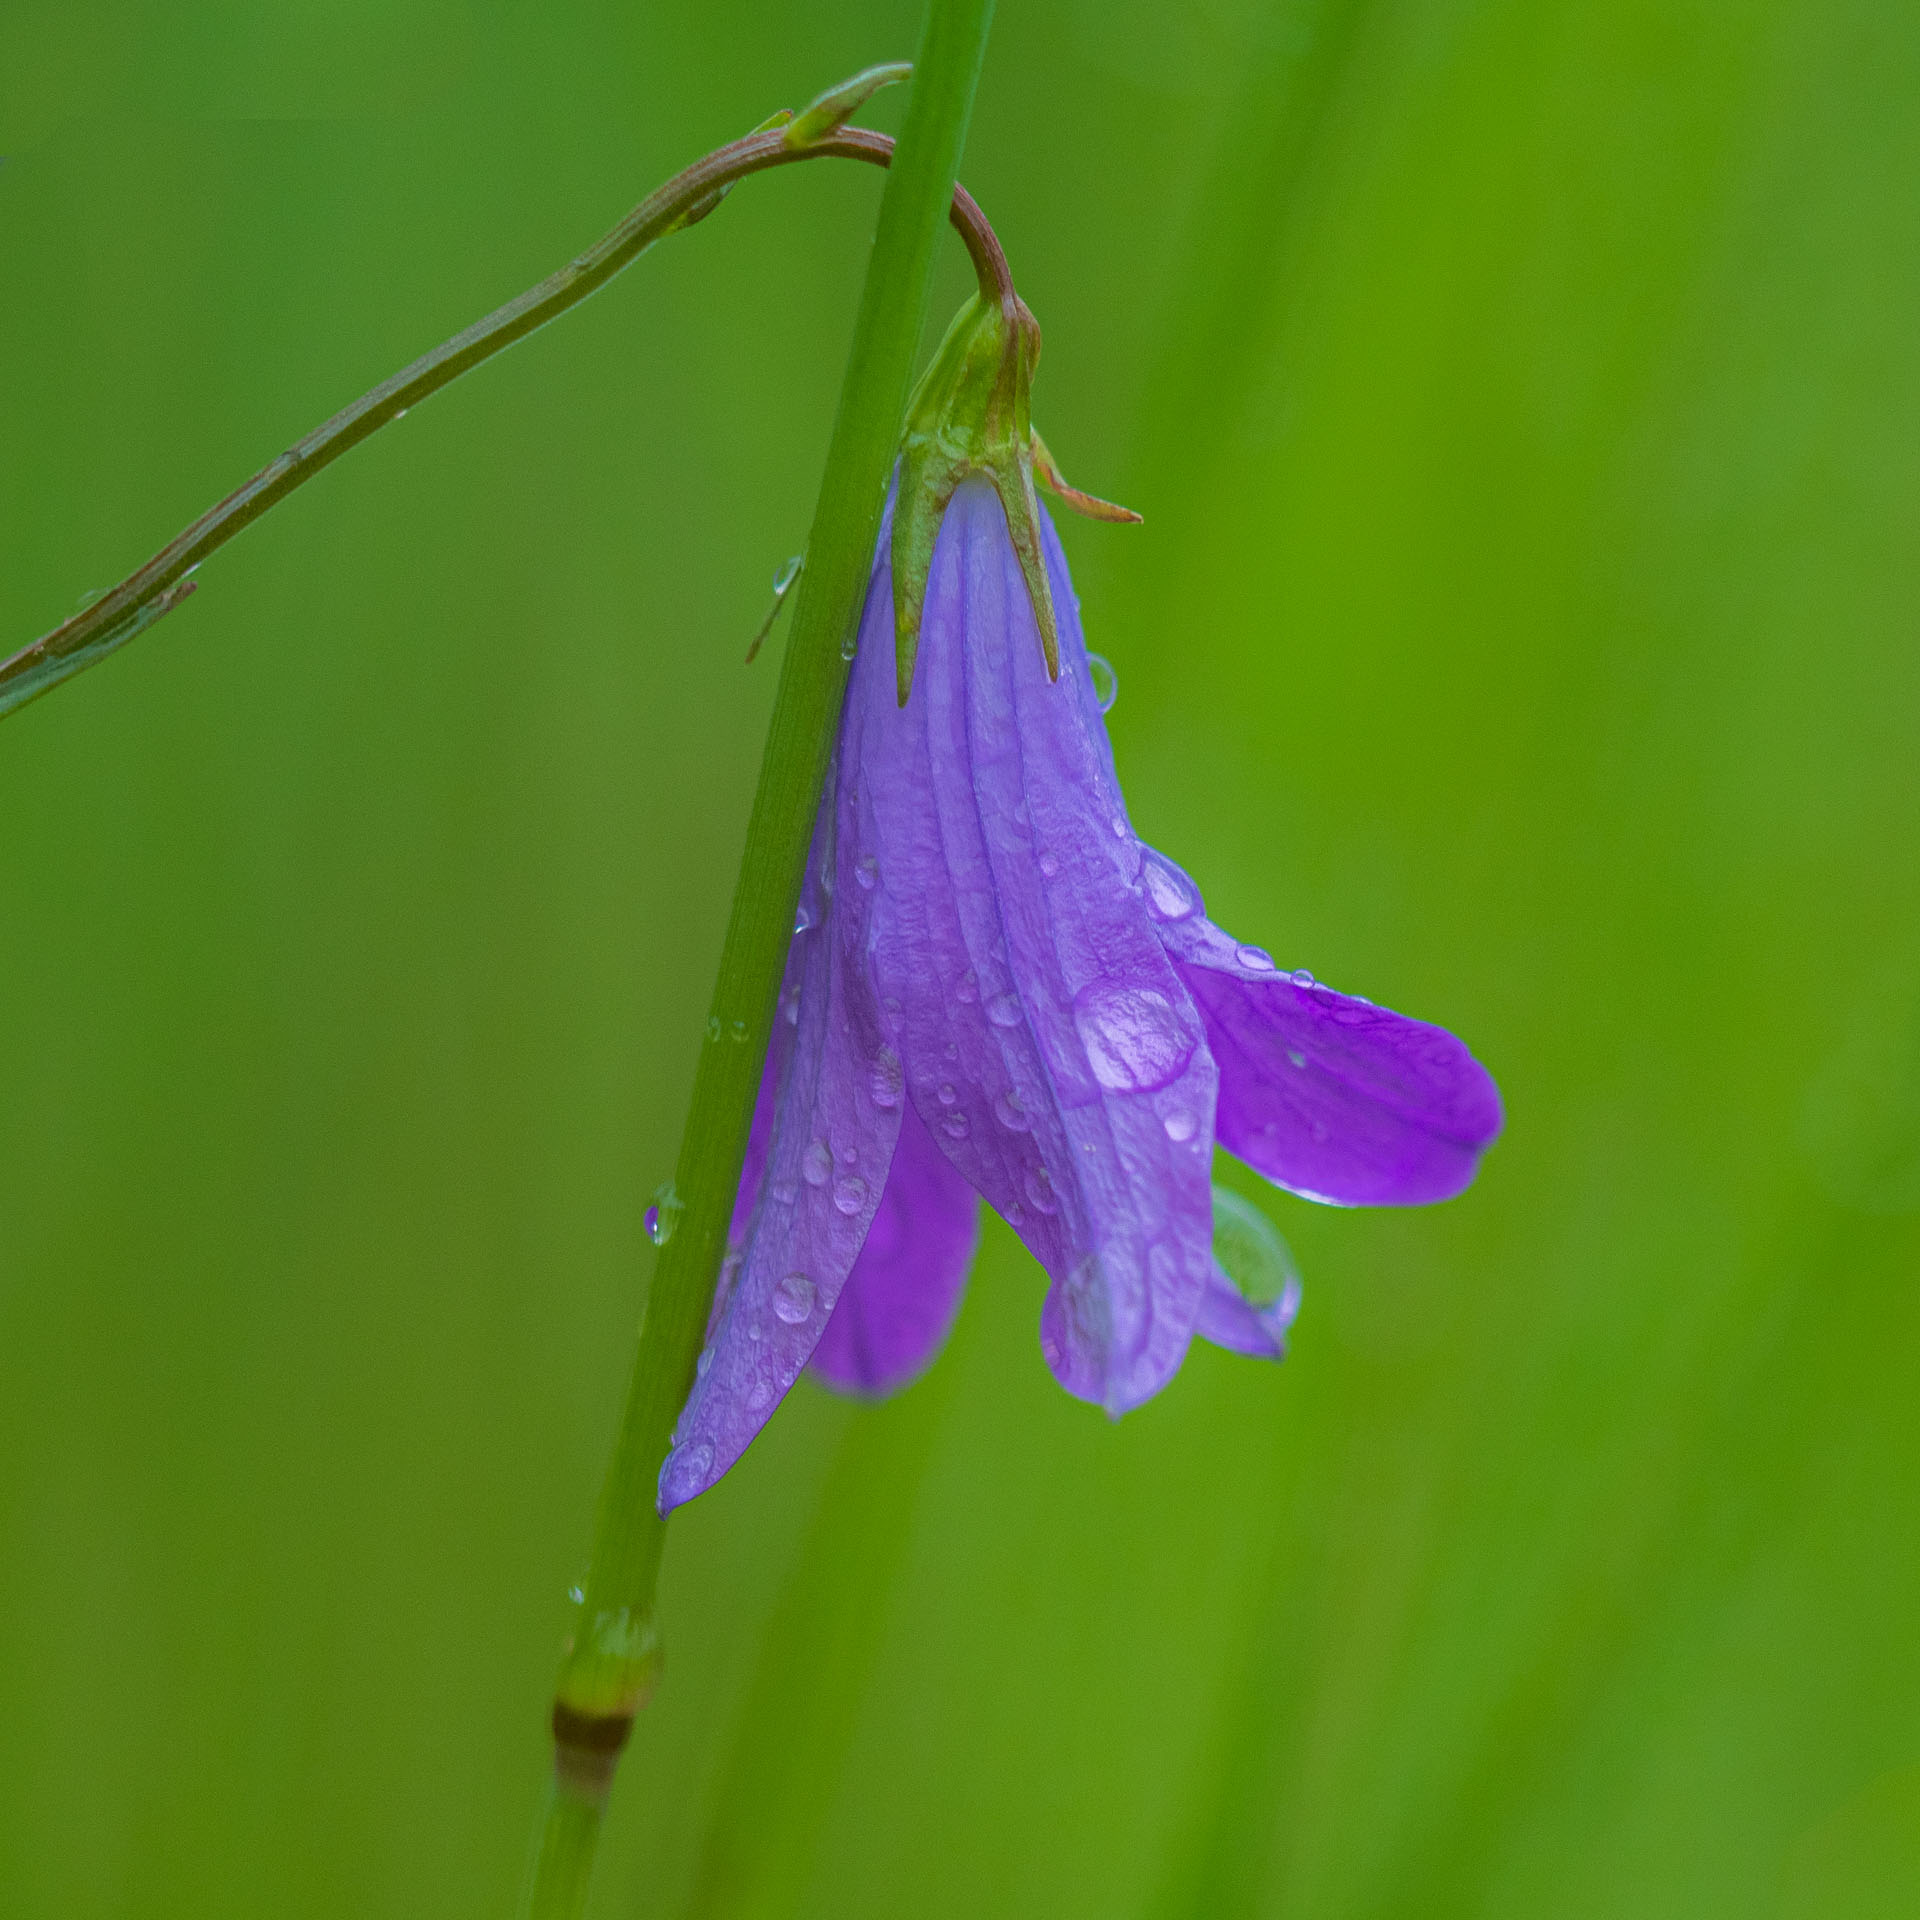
[550,1702,636,1800]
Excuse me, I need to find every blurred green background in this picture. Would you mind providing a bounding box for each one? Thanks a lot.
[4,1,1918,1914]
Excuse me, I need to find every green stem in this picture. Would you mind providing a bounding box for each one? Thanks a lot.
[0,111,1010,724]
[524,2,995,1914]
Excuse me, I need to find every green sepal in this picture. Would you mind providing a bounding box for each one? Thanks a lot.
[784,62,913,149]
[890,291,1139,703]
[891,292,1053,702]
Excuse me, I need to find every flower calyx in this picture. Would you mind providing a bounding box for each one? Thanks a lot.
[892,293,1141,706]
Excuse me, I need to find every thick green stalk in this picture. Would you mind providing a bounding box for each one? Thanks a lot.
[524,1,995,1913]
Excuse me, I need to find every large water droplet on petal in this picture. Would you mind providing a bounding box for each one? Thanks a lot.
[868,1047,902,1109]
[1163,1107,1198,1143]
[802,1140,832,1187]
[1073,983,1197,1093]
[1211,1186,1301,1310]
[995,1088,1031,1132]
[663,1440,715,1502]
[1141,855,1196,922]
[943,1110,971,1139]
[773,1272,816,1323]
[1087,653,1119,714]
[832,1173,868,1215]
[855,856,878,890]
[1024,1166,1060,1215]
[1237,944,1277,973]
[986,991,1023,1028]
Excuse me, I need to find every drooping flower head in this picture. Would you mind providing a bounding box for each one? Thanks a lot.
[658,305,1502,1512]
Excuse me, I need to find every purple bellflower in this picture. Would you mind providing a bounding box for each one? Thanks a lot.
[658,305,1501,1513]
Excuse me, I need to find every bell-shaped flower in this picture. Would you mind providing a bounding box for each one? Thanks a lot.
[657,475,1502,1512]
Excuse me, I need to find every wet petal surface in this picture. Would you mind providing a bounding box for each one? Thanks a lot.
[660,765,901,1514]
[851,482,1217,1411]
[809,1098,981,1397]
[1150,861,1503,1206]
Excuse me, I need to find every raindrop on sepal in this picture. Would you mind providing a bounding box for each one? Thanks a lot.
[1087,652,1118,714]
[1212,1186,1302,1320]
[645,1183,685,1247]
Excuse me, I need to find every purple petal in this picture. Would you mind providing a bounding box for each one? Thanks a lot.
[1146,857,1503,1206]
[808,1098,981,1398]
[849,481,1217,1413]
[1194,1262,1302,1359]
[659,764,902,1514]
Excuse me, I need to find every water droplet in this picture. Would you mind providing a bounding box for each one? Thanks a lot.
[568,1583,585,1604]
[646,1183,684,1246]
[987,991,1023,1028]
[1141,856,1196,923]
[995,1088,1030,1132]
[729,1018,750,1042]
[706,1014,723,1042]
[794,900,817,934]
[1038,851,1060,878]
[1008,1201,1027,1225]
[1211,1186,1302,1312]
[1237,944,1277,972]
[868,1047,902,1109]
[882,996,902,1026]
[784,993,801,1026]
[855,856,878,890]
[802,1140,832,1187]
[1087,652,1119,713]
[840,628,858,662]
[1285,1049,1307,1070]
[839,1143,859,1165]
[1024,1166,1059,1215]
[1072,983,1197,1093]
[937,1082,958,1106]
[1289,968,1315,988]
[747,1378,773,1410]
[1111,815,1129,840]
[1163,1108,1198,1143]
[665,1440,715,1495]
[943,1110,971,1139]
[770,1177,799,1205]
[955,970,979,1005]
[395,406,410,420]
[773,1272,816,1323]
[833,1173,869,1215]
[695,1348,713,1379]
[773,554,803,595]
